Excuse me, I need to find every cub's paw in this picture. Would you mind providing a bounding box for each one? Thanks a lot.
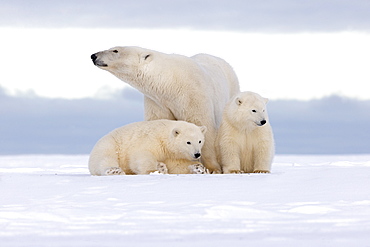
[157,162,169,174]
[105,167,125,175]
[189,163,210,174]
[253,170,270,174]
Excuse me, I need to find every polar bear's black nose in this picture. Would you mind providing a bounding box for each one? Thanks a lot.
[91,53,97,62]
[194,153,201,159]
[260,120,267,126]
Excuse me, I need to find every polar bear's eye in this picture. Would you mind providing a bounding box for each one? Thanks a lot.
[187,141,191,145]
[112,50,118,53]
[252,110,257,113]
[199,140,202,144]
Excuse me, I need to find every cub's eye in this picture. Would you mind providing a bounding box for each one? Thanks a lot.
[252,110,257,113]
[112,50,118,53]
[187,142,191,145]
[199,140,202,144]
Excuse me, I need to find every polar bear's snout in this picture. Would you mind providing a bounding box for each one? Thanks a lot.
[255,119,267,126]
[91,53,108,67]
[91,53,98,63]
[91,53,97,61]
[194,152,201,159]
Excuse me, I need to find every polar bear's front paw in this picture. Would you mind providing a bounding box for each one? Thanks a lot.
[226,170,244,174]
[157,162,169,174]
[105,167,125,175]
[188,164,210,174]
[253,170,270,173]
[211,169,222,174]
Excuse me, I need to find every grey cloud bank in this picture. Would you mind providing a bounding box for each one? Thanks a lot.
[0,87,144,154]
[1,87,369,155]
[1,0,370,32]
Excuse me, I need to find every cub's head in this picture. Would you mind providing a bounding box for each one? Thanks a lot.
[168,122,207,161]
[227,91,269,130]
[90,46,153,75]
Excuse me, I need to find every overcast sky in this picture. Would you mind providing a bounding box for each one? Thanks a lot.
[0,0,370,100]
[1,0,370,32]
[1,1,369,155]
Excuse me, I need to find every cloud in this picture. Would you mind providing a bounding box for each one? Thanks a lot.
[0,86,144,154]
[1,86,369,155]
[1,0,370,32]
[269,96,370,154]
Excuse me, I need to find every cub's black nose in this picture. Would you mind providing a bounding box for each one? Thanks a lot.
[194,153,201,159]
[260,120,267,126]
[91,53,97,61]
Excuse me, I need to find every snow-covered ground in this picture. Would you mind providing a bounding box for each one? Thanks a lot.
[1,154,370,247]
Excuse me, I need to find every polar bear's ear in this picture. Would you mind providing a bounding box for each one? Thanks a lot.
[263,97,269,104]
[236,97,243,106]
[142,53,152,62]
[199,126,207,134]
[172,128,180,137]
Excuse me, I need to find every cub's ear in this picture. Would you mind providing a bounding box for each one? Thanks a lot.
[172,128,180,137]
[263,97,269,104]
[235,97,243,106]
[199,126,207,134]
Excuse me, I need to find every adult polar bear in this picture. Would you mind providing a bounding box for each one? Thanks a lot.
[91,46,240,173]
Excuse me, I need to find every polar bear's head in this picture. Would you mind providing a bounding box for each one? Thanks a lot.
[226,91,269,130]
[91,46,154,78]
[168,122,207,161]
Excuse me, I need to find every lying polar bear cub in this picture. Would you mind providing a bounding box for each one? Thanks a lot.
[88,120,208,175]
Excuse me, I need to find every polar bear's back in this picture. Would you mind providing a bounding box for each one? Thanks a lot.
[92,120,198,153]
[109,120,174,142]
[191,53,240,127]
[191,54,240,97]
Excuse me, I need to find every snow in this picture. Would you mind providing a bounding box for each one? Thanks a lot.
[1,154,370,246]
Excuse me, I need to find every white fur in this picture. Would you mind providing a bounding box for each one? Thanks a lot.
[91,46,240,173]
[216,91,275,173]
[88,120,207,175]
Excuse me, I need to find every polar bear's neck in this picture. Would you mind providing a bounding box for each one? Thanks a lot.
[114,67,182,103]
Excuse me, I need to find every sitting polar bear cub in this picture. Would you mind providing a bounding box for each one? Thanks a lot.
[91,46,240,173]
[217,91,275,173]
[89,120,208,175]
